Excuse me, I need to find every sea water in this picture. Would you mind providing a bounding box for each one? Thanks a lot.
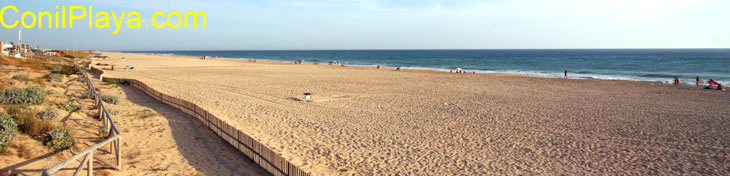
[122,49,730,85]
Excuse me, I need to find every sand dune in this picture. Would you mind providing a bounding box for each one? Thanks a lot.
[96,52,730,175]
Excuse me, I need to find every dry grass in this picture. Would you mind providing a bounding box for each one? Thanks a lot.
[34,77,48,88]
[6,105,58,138]
[0,56,17,66]
[0,54,84,73]
[0,56,47,71]
[16,142,34,159]
[62,50,91,60]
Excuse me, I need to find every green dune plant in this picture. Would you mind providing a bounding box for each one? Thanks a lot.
[37,108,58,120]
[0,115,18,151]
[101,94,119,105]
[11,74,29,80]
[79,89,94,99]
[48,73,63,82]
[47,65,63,72]
[58,101,81,112]
[43,128,75,151]
[0,87,46,105]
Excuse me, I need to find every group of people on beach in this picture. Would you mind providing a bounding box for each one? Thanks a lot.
[673,76,724,90]
[450,70,474,74]
[292,60,349,67]
[200,56,218,60]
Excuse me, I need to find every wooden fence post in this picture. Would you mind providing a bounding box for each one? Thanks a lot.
[87,152,94,176]
[117,136,122,170]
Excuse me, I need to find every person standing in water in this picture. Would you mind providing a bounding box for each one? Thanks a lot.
[674,77,680,87]
[696,76,704,87]
[564,70,568,78]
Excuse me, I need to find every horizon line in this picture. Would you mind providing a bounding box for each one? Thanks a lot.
[110,48,730,52]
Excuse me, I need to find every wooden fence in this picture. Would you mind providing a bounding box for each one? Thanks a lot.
[102,77,310,176]
[89,66,103,76]
[43,63,123,176]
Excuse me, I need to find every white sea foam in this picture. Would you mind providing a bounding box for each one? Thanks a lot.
[396,67,729,86]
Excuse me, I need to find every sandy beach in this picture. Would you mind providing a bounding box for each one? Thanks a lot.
[94,52,730,175]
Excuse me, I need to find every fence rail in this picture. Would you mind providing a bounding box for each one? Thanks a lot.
[102,76,310,176]
[42,63,123,176]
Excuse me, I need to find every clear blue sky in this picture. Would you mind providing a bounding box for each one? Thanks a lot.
[1,0,729,50]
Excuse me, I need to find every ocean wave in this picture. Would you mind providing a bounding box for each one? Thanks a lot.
[355,66,729,85]
[640,73,679,78]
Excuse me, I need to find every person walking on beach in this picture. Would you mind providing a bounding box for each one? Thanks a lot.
[674,77,680,87]
[696,76,703,87]
[696,76,700,86]
[564,70,568,78]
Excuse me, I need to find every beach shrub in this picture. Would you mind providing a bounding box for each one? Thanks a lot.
[6,105,33,116]
[100,94,119,105]
[11,74,29,80]
[46,89,57,94]
[104,80,126,87]
[72,77,86,83]
[48,73,63,82]
[0,115,18,151]
[52,65,78,75]
[47,65,63,72]
[58,101,81,112]
[79,89,94,99]
[97,127,110,139]
[37,108,58,120]
[0,87,46,105]
[43,128,74,151]
[8,80,15,85]
[7,106,57,137]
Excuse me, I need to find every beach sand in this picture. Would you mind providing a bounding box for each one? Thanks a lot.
[95,52,730,175]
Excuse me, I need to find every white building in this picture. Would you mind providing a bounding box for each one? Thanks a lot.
[1,41,12,56]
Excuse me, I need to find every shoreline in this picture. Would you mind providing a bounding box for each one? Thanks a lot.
[119,51,728,89]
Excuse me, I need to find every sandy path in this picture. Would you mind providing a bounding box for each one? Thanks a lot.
[102,77,271,176]
[96,52,730,175]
